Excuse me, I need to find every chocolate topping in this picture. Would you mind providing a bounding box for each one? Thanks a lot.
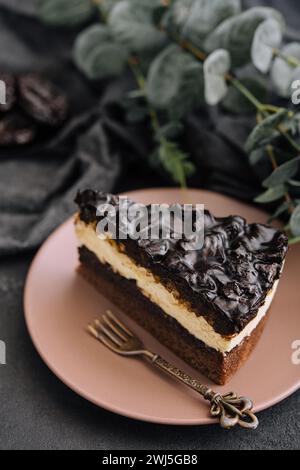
[75,190,288,335]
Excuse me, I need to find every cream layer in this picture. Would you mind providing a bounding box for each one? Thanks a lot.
[75,220,279,354]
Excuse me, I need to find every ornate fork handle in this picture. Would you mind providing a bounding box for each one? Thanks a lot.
[150,354,259,430]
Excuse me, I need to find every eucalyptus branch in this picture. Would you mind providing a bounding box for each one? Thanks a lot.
[95,1,194,187]
[167,30,300,159]
[127,57,160,134]
[229,77,266,113]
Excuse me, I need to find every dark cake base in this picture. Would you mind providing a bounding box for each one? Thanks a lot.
[78,246,269,385]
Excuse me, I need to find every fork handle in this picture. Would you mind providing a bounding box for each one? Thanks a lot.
[149,354,258,430]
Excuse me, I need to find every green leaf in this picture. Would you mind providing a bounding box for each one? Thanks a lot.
[156,139,195,187]
[38,0,95,27]
[127,89,146,99]
[251,18,283,73]
[165,0,241,49]
[222,76,267,114]
[73,24,129,80]
[249,147,266,165]
[100,0,122,17]
[147,44,204,118]
[204,49,231,105]
[126,105,148,123]
[288,179,300,187]
[290,203,300,236]
[245,109,289,154]
[155,121,184,140]
[109,0,167,53]
[268,200,291,221]
[271,43,300,98]
[255,185,286,203]
[205,6,285,67]
[263,158,299,188]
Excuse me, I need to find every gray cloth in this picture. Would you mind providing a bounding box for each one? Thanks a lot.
[0,0,300,450]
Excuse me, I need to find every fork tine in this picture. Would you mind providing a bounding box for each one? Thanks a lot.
[87,323,99,339]
[106,309,133,337]
[102,314,128,342]
[98,333,120,353]
[88,323,119,353]
[94,319,123,347]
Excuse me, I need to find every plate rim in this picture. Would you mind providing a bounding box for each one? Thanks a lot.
[23,188,300,425]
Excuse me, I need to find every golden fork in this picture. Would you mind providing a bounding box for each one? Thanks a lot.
[88,310,259,430]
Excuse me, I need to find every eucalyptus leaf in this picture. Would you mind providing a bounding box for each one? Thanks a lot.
[38,0,95,27]
[268,200,291,221]
[155,122,184,140]
[126,105,148,123]
[158,139,195,186]
[222,76,267,114]
[288,179,300,187]
[165,0,241,49]
[262,158,299,188]
[109,0,167,53]
[204,49,231,105]
[249,147,266,165]
[290,203,300,236]
[147,44,204,118]
[100,0,122,17]
[73,24,129,80]
[271,43,300,98]
[127,89,146,99]
[254,184,286,203]
[205,7,285,67]
[251,18,283,73]
[245,109,289,153]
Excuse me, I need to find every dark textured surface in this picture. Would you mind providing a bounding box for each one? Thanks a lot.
[76,190,288,335]
[0,0,300,450]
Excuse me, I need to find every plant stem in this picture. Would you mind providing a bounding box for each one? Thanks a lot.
[97,2,161,137]
[260,104,284,114]
[176,34,207,61]
[230,78,265,112]
[278,124,300,153]
[127,57,160,133]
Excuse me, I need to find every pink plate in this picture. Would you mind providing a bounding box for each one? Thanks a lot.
[24,189,300,425]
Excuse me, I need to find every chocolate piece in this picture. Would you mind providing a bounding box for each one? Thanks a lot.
[75,190,288,335]
[0,72,16,113]
[19,73,68,126]
[0,111,36,146]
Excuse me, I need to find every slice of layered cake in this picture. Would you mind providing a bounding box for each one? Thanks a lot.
[74,190,288,384]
